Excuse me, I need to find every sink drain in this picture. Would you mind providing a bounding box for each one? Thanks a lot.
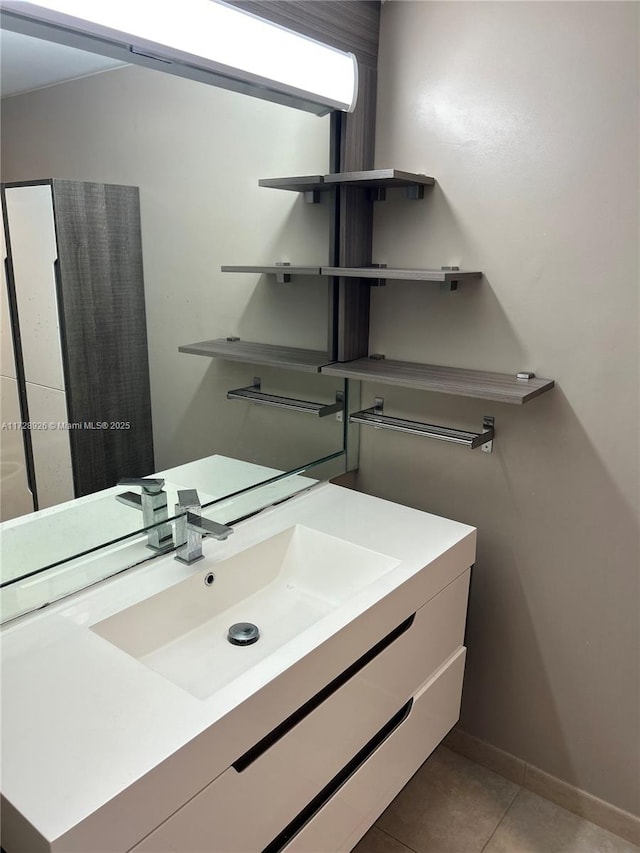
[227,622,260,646]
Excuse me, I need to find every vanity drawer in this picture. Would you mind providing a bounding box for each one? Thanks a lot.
[130,571,469,853]
[283,647,467,853]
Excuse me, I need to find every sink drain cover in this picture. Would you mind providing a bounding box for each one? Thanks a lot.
[227,622,260,646]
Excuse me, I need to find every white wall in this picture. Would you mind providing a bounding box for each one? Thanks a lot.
[366,1,639,815]
[1,63,344,481]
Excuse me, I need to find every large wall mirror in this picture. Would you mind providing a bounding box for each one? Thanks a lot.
[0,20,348,602]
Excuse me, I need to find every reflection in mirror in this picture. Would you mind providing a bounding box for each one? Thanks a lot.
[0,26,347,602]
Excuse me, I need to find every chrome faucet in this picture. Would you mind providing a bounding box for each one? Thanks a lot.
[116,477,174,553]
[175,489,233,565]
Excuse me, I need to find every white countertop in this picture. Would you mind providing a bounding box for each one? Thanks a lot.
[0,483,475,851]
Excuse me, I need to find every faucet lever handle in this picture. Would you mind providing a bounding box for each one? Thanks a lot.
[116,478,172,553]
[117,477,165,495]
[177,488,201,509]
[116,491,143,510]
[185,512,233,541]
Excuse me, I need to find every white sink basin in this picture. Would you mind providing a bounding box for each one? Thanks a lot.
[91,525,400,699]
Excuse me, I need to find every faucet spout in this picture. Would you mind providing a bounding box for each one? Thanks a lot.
[116,477,173,553]
[175,489,233,565]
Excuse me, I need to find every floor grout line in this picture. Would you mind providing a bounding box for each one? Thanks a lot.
[480,786,524,853]
[372,822,421,853]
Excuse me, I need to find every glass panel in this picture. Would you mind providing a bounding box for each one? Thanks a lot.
[0,449,345,624]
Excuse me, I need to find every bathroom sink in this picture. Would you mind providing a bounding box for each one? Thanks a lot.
[91,525,400,699]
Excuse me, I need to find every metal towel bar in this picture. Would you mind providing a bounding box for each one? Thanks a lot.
[227,378,344,418]
[350,398,494,451]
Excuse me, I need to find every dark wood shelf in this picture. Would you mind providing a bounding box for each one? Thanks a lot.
[257,176,328,194]
[178,338,333,373]
[257,170,435,201]
[323,169,435,190]
[321,358,555,405]
[321,267,482,283]
[220,265,480,286]
[221,265,321,276]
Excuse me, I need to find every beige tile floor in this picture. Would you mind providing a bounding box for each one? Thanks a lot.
[354,747,640,853]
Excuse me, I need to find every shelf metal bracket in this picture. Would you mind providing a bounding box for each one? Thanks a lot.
[405,184,425,200]
[440,265,460,291]
[480,416,495,453]
[227,378,345,418]
[275,261,291,284]
[350,398,495,451]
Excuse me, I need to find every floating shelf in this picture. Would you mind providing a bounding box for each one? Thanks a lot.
[322,358,555,405]
[324,169,435,194]
[221,265,321,276]
[257,169,435,202]
[257,176,328,193]
[220,265,479,286]
[321,267,482,285]
[178,339,333,374]
[257,176,329,203]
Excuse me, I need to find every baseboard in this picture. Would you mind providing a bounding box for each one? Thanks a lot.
[444,727,525,786]
[444,727,640,847]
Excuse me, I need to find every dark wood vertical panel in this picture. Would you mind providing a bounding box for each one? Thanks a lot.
[327,112,342,361]
[337,273,370,361]
[52,180,154,496]
[337,63,378,361]
[341,63,378,173]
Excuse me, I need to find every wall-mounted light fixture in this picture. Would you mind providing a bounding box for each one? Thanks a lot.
[0,0,358,115]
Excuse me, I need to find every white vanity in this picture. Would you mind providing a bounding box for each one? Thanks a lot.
[0,482,475,853]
